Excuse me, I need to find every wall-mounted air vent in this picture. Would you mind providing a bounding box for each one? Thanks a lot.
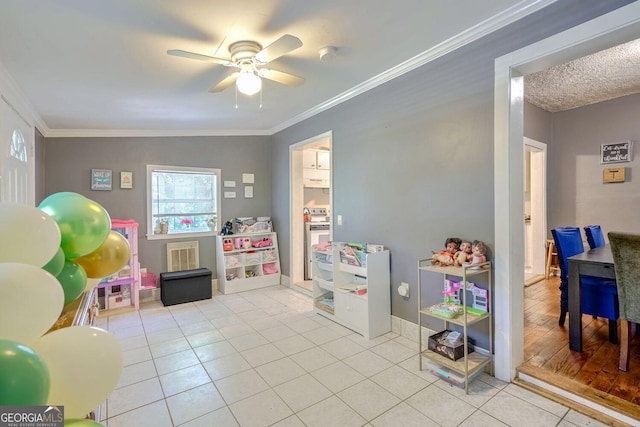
[166,241,199,272]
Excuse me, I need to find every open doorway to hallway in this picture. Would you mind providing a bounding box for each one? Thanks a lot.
[289,131,333,294]
[524,138,547,287]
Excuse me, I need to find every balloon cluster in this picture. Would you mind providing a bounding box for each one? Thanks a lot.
[0,192,130,424]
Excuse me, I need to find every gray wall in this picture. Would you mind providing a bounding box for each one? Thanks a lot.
[547,93,640,236]
[39,1,632,347]
[270,0,632,344]
[524,101,553,145]
[43,135,272,277]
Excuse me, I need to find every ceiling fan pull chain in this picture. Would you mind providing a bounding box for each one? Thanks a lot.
[235,86,239,109]
[259,87,263,109]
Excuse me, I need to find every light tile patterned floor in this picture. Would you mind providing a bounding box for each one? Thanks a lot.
[99,286,608,427]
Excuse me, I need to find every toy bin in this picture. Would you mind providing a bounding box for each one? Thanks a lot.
[262,262,279,275]
[428,330,474,361]
[160,268,212,306]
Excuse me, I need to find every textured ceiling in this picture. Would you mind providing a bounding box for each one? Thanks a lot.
[524,38,640,112]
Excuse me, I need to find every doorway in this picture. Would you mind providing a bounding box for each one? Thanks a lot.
[494,2,640,383]
[524,138,547,286]
[289,131,333,294]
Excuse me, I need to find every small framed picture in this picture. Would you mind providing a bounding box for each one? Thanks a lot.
[91,169,112,191]
[120,171,133,189]
[601,141,633,164]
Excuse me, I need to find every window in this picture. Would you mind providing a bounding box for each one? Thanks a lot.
[146,165,220,239]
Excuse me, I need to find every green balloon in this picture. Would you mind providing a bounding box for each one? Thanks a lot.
[39,193,111,258]
[0,339,50,406]
[43,247,65,277]
[56,260,87,305]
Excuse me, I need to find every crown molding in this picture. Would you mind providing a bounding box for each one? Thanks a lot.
[269,0,556,134]
[0,61,49,134]
[43,128,271,138]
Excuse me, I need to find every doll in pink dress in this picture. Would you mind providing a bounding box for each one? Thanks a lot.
[467,240,487,266]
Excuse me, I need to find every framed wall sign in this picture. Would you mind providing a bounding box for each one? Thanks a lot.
[120,171,133,189]
[601,141,633,164]
[91,169,112,190]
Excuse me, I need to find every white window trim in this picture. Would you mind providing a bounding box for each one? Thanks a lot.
[146,164,221,240]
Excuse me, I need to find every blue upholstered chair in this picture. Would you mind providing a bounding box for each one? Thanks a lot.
[608,232,640,371]
[552,227,619,343]
[584,225,605,250]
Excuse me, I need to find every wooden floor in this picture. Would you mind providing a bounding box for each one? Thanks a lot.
[522,276,640,416]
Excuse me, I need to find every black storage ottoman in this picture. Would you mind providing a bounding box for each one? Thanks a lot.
[160,268,212,306]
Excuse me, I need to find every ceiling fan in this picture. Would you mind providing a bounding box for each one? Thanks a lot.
[168,34,304,95]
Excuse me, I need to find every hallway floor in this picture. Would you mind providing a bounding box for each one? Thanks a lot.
[99,285,609,427]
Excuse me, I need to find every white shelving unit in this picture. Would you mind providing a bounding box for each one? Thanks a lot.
[417,260,493,393]
[312,244,390,339]
[216,231,281,294]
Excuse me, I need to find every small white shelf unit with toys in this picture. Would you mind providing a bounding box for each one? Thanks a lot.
[312,242,390,340]
[216,231,281,294]
[96,219,140,311]
[417,260,493,394]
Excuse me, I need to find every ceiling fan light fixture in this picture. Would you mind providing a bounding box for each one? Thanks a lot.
[236,70,262,95]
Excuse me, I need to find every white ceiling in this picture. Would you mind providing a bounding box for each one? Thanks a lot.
[1,0,619,138]
[0,0,556,136]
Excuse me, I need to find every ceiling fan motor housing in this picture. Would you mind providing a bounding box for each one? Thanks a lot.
[229,41,262,63]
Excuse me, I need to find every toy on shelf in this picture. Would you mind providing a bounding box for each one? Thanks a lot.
[442,279,489,314]
[220,220,234,236]
[454,241,473,266]
[431,237,461,266]
[466,240,487,268]
[235,237,251,249]
[222,237,233,251]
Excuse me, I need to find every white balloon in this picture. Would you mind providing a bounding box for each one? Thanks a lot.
[0,263,65,345]
[0,203,62,267]
[0,203,61,267]
[32,326,123,419]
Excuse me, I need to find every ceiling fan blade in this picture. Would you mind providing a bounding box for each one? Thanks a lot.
[259,68,305,86]
[254,34,302,64]
[167,49,232,66]
[208,72,240,93]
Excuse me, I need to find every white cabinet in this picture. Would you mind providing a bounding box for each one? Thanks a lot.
[312,244,390,339]
[303,149,330,170]
[417,260,493,393]
[303,149,330,188]
[216,231,281,294]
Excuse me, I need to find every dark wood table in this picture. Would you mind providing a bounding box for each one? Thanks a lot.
[567,244,616,352]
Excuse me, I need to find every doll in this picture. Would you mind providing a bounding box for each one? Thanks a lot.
[454,240,473,266]
[431,237,462,266]
[467,240,487,266]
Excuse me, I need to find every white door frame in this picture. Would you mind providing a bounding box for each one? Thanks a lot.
[289,131,333,288]
[524,137,546,279]
[494,2,640,382]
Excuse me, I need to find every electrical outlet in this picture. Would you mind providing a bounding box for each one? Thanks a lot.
[337,215,343,225]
